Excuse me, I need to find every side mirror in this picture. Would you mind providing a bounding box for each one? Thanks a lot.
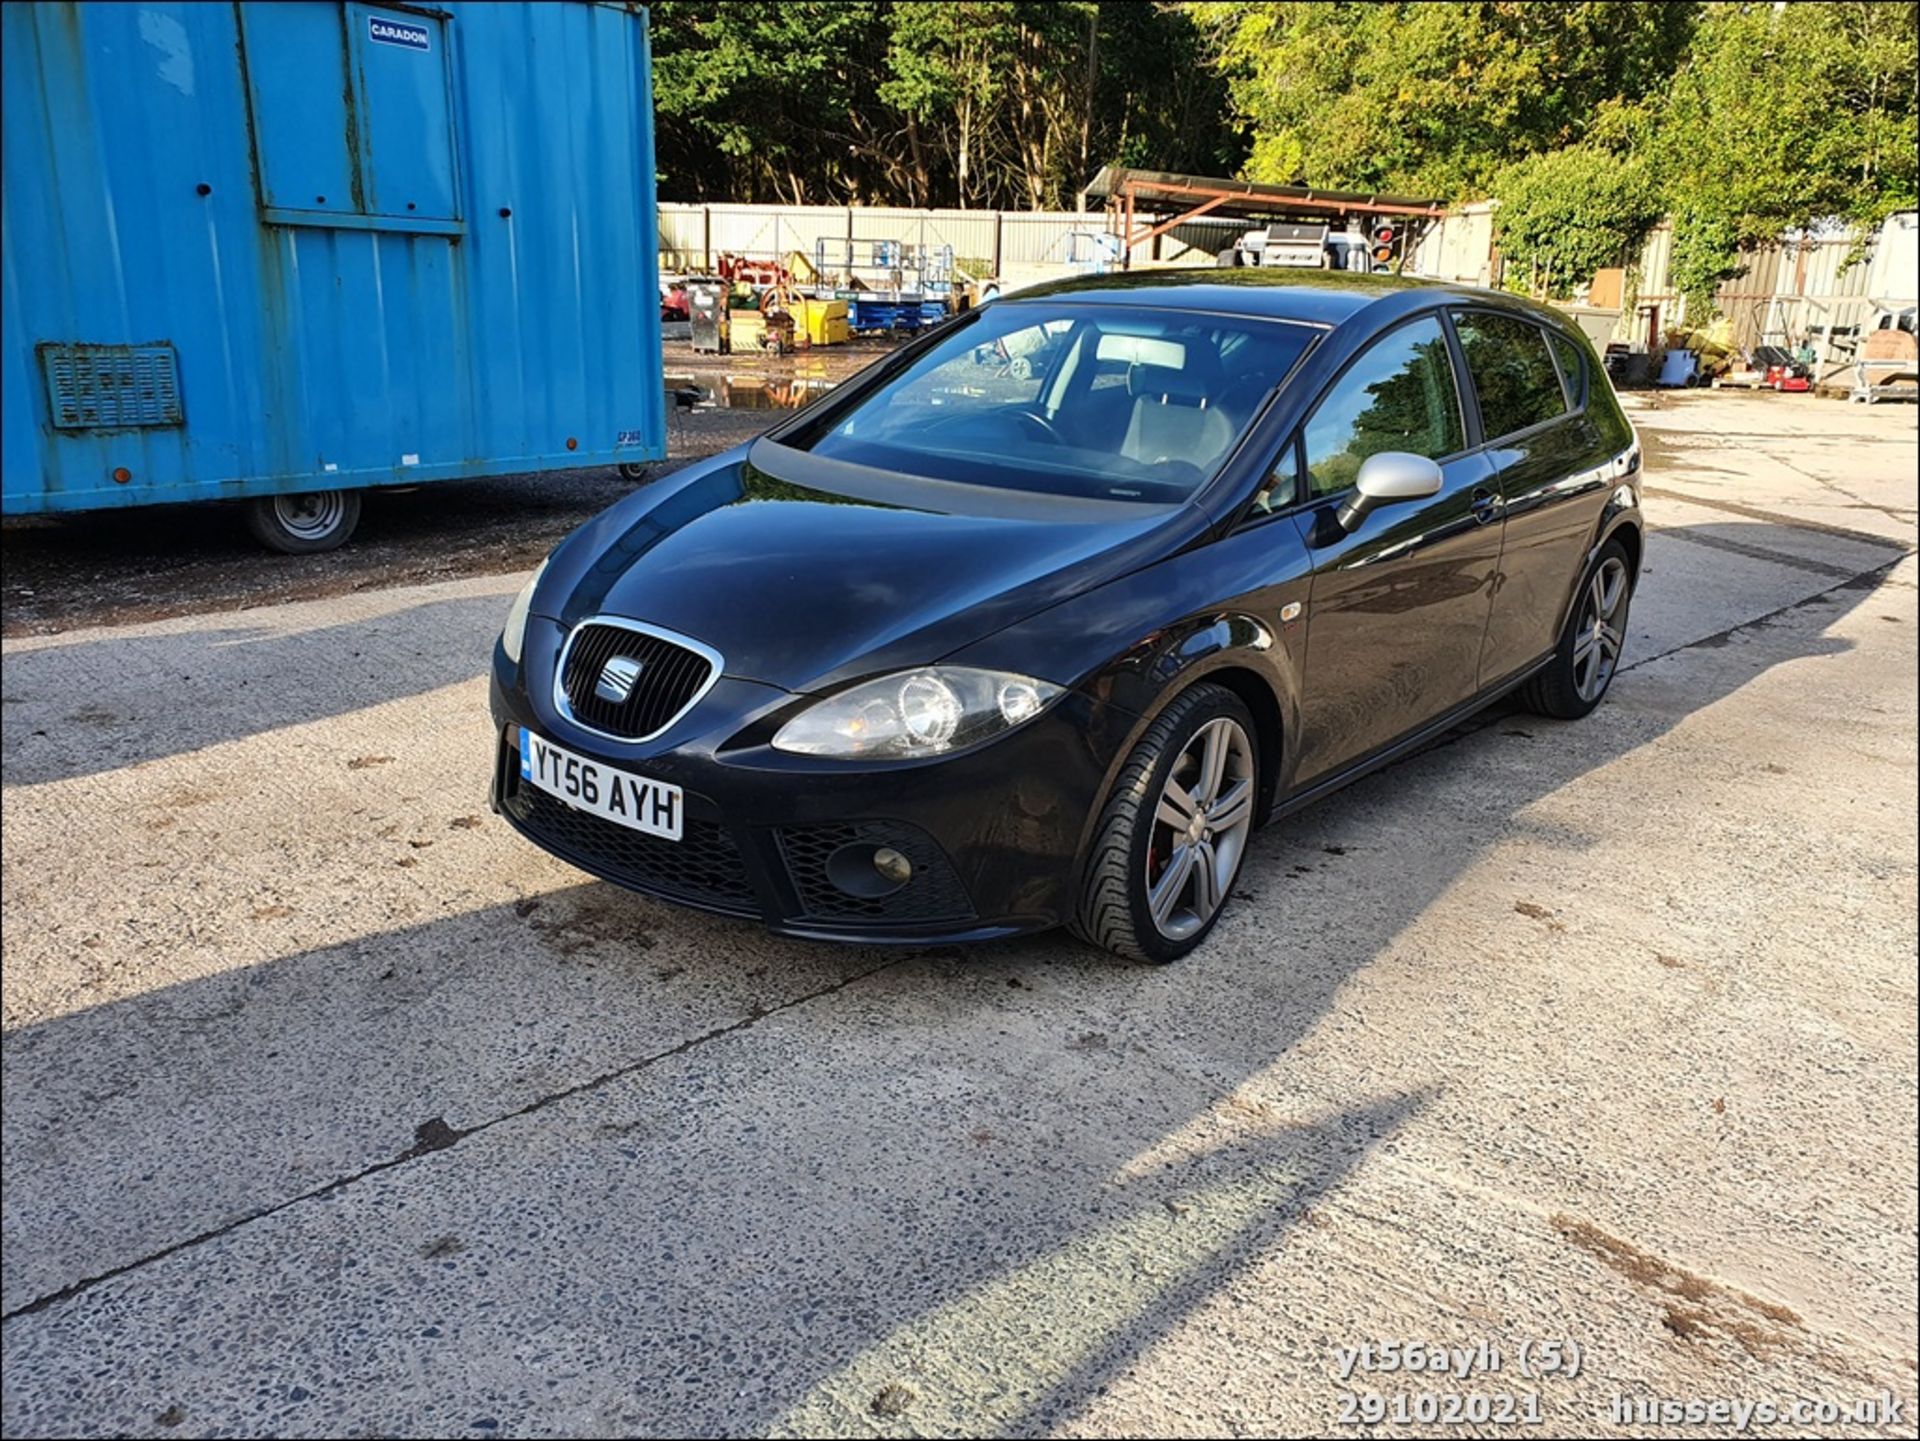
[1336,451,1444,532]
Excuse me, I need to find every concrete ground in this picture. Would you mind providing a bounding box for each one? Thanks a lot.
[2,392,1915,1439]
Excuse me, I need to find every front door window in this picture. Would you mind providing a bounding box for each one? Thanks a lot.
[1300,317,1463,498]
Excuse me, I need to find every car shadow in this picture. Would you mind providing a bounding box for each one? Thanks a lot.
[0,472,638,633]
[0,538,1899,1435]
[1,589,513,785]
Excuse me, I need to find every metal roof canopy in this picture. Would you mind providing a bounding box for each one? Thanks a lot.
[1085,166,1445,267]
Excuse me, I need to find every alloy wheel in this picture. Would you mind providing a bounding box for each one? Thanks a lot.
[1146,716,1255,941]
[1573,556,1629,702]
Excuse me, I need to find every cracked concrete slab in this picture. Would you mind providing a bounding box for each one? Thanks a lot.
[2,393,1915,1437]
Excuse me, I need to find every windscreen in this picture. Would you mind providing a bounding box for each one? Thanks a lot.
[792,303,1318,504]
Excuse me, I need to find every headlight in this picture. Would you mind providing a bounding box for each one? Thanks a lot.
[499,558,548,664]
[772,666,1062,759]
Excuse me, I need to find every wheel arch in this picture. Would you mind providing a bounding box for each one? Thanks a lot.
[1551,496,1644,637]
[1195,665,1286,826]
[1069,637,1295,887]
[1607,514,1645,590]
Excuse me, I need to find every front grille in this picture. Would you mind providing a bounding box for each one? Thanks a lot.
[778,821,975,924]
[504,779,757,916]
[559,621,715,740]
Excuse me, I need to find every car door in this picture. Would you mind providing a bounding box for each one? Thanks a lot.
[1450,311,1613,685]
[1284,313,1502,787]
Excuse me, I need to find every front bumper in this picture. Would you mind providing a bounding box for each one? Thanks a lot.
[489,621,1119,943]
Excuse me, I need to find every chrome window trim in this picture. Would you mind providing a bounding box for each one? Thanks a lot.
[551,615,726,744]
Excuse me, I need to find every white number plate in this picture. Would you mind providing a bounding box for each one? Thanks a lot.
[518,729,682,841]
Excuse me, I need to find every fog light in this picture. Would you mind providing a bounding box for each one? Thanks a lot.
[824,842,911,898]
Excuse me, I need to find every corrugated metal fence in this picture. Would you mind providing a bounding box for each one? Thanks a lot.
[1408,205,1914,359]
[1407,203,1498,287]
[1691,232,1882,356]
[659,203,1238,277]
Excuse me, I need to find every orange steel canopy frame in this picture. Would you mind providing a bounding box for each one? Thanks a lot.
[1084,166,1446,269]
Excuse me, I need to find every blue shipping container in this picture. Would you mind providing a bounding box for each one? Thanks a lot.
[2,1,664,542]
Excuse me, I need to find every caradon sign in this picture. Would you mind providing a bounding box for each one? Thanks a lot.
[367,14,431,51]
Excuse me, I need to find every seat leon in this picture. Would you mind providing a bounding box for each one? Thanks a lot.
[491,270,1643,962]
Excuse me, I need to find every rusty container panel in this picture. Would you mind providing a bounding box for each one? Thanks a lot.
[1,1,664,515]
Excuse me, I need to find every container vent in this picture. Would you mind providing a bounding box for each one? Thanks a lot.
[40,344,183,430]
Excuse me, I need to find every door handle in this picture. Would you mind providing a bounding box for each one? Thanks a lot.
[1469,488,1501,524]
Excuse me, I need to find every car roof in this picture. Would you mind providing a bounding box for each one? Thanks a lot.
[997,266,1484,328]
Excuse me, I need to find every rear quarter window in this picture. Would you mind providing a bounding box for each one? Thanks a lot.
[1548,332,1588,408]
[1454,312,1568,440]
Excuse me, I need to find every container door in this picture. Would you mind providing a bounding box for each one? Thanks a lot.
[239,1,461,233]
[346,4,459,223]
[238,3,360,223]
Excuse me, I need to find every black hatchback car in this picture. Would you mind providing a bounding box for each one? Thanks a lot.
[491,271,1642,961]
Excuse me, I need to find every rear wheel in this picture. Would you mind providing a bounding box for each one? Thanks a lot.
[617,462,653,482]
[244,489,361,554]
[1523,539,1633,719]
[1071,683,1259,964]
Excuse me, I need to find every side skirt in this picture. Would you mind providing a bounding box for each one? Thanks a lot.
[1270,652,1556,822]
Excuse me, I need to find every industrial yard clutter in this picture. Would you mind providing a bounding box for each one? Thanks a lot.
[668,189,1919,406]
[0,3,667,552]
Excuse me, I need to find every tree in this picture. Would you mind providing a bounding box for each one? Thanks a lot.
[1654,1,1919,314]
[882,1,1101,211]
[647,0,1918,317]
[879,2,1012,207]
[1187,2,1696,198]
[1000,2,1099,209]
[650,1,1240,208]
[1089,1,1248,177]
[1189,1,1915,314]
[1490,145,1663,299]
[650,2,892,203]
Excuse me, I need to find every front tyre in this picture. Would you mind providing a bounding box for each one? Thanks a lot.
[1523,538,1633,719]
[1071,683,1259,964]
[244,489,362,554]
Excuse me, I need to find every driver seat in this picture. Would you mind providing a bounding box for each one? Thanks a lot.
[1119,357,1232,471]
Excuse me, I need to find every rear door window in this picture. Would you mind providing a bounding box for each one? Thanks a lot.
[1454,313,1568,440]
[1300,316,1463,498]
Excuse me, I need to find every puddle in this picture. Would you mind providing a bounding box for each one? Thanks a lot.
[664,373,840,411]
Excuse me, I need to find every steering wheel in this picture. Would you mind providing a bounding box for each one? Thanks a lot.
[1010,408,1065,445]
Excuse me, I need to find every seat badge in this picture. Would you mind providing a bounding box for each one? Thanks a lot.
[595,655,645,704]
